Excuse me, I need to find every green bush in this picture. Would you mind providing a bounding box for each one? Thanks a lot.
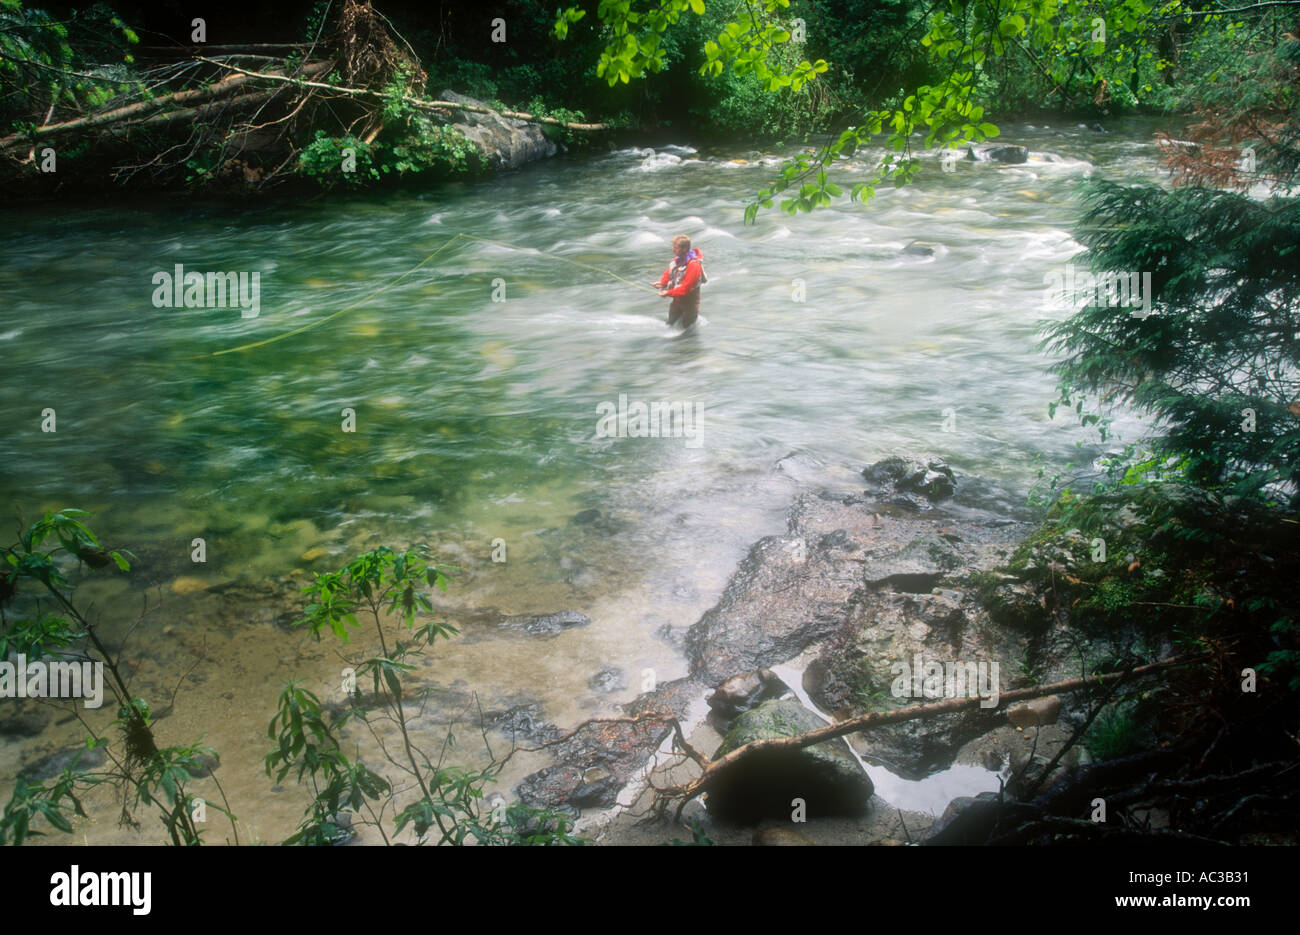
[296,118,482,189]
[1085,702,1144,760]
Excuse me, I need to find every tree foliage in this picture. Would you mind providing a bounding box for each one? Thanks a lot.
[1044,182,1299,505]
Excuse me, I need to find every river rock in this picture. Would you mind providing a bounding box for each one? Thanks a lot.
[706,699,873,822]
[515,766,583,813]
[512,485,1026,819]
[498,609,591,636]
[902,241,940,257]
[515,713,675,811]
[184,752,221,779]
[684,529,860,684]
[706,668,788,720]
[863,531,966,592]
[0,709,50,738]
[484,702,560,743]
[587,666,626,694]
[965,144,1029,164]
[20,744,107,781]
[802,658,856,715]
[861,455,956,508]
[439,90,557,171]
[685,491,1017,686]
[515,763,619,811]
[924,791,1005,844]
[806,581,1012,776]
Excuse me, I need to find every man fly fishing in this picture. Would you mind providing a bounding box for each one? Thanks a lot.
[655,234,706,328]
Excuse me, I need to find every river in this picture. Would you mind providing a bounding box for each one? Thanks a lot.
[0,117,1170,843]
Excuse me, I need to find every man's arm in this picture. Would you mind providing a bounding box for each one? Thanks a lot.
[655,265,671,288]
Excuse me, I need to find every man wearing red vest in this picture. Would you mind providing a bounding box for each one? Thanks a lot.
[655,234,705,328]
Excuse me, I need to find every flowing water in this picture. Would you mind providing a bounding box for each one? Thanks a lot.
[0,118,1173,843]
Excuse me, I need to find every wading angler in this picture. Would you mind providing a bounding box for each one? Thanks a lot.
[151,264,261,318]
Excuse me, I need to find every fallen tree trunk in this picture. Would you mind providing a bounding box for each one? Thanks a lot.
[139,43,315,53]
[191,57,611,131]
[0,60,332,153]
[122,89,283,132]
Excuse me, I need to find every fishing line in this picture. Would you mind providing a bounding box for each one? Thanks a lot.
[194,231,660,359]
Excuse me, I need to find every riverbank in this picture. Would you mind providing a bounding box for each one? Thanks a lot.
[507,454,1052,843]
[549,456,1298,846]
[5,447,1294,845]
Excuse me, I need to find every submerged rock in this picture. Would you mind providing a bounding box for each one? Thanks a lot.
[0,709,50,738]
[965,144,1029,164]
[498,609,591,636]
[587,667,627,694]
[184,752,221,779]
[706,699,873,822]
[484,702,560,743]
[21,744,107,781]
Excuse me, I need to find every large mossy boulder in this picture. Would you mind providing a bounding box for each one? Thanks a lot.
[706,699,873,822]
[439,91,557,171]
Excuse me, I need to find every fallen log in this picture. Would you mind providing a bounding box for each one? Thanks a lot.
[121,90,283,132]
[191,57,611,131]
[0,60,332,153]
